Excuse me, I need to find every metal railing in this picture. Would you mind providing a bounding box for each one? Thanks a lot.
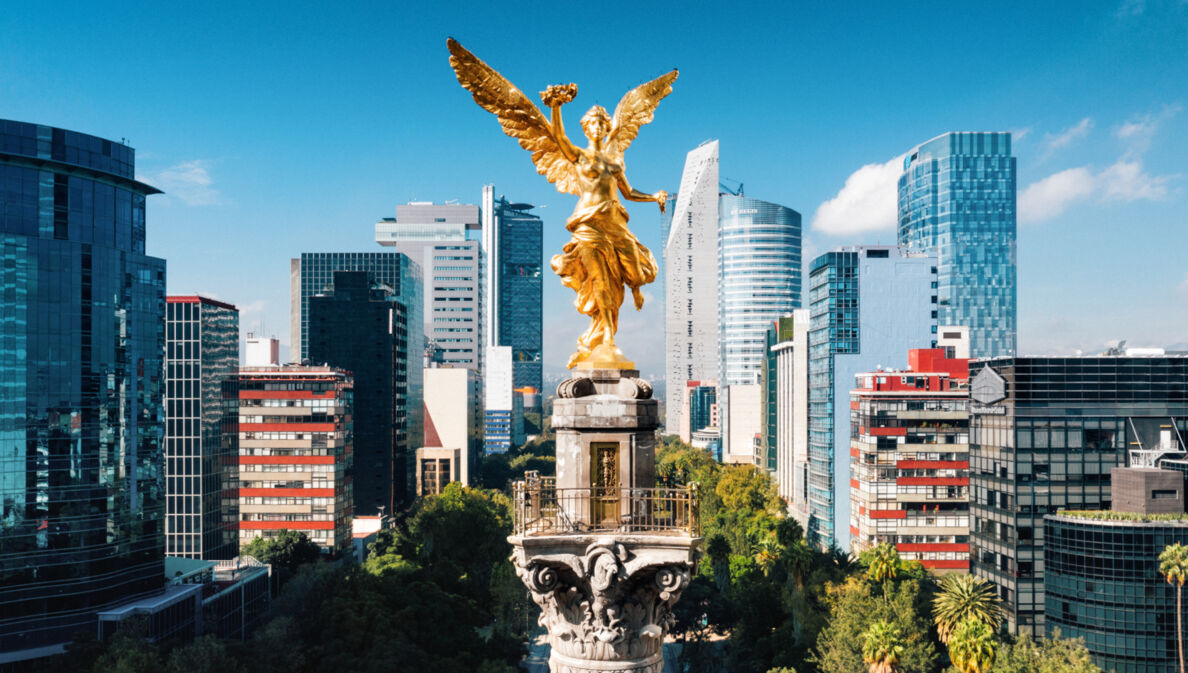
[512,475,699,536]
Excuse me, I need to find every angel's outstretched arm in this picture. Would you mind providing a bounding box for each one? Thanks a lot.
[615,171,667,211]
[549,104,580,163]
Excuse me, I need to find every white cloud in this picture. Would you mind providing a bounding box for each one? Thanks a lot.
[139,160,223,206]
[1011,127,1032,143]
[1018,166,1096,223]
[1019,158,1175,223]
[811,154,905,236]
[1115,104,1181,155]
[1098,159,1173,201]
[1041,117,1093,157]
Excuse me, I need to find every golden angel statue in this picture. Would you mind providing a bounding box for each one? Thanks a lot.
[447,38,676,370]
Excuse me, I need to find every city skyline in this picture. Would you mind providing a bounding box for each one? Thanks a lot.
[2,2,1184,377]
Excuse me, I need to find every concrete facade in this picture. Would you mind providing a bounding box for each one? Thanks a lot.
[774,309,810,524]
[422,367,481,485]
[376,202,483,369]
[665,141,720,435]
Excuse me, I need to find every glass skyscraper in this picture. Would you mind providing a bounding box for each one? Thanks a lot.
[0,120,167,656]
[482,187,543,396]
[898,132,1017,358]
[806,247,937,550]
[718,195,801,386]
[165,296,239,560]
[289,251,423,367]
[307,270,422,513]
[968,356,1188,636]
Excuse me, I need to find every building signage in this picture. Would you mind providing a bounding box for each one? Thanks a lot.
[970,404,1007,415]
[971,366,1007,404]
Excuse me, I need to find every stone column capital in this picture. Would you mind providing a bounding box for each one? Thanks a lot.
[512,535,698,671]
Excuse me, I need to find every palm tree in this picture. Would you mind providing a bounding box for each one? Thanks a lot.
[948,617,996,673]
[862,620,905,673]
[755,533,782,576]
[867,543,901,605]
[1160,542,1188,673]
[932,573,1003,644]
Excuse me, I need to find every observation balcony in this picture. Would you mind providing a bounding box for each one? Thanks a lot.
[511,473,699,537]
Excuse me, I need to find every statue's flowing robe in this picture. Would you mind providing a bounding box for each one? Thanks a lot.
[551,198,658,354]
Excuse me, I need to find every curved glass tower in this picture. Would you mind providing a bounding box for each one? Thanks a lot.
[718,195,801,386]
[0,120,166,654]
[898,132,1016,358]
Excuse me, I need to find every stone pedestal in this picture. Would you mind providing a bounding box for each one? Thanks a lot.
[509,368,701,673]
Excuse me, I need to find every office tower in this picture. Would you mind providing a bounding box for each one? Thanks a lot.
[761,316,796,474]
[165,296,240,560]
[481,186,543,397]
[0,121,168,660]
[484,345,524,454]
[1045,467,1188,673]
[376,202,483,369]
[289,251,423,367]
[244,334,280,367]
[968,356,1188,635]
[719,195,802,387]
[898,132,1017,358]
[665,141,720,435]
[237,366,354,554]
[307,271,420,514]
[849,348,970,572]
[679,381,718,444]
[773,309,810,528]
[422,367,482,486]
[807,246,937,550]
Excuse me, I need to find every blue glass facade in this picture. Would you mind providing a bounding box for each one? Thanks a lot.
[493,199,543,398]
[1046,515,1188,673]
[806,247,936,550]
[898,132,1016,358]
[718,195,801,386]
[0,120,167,654]
[688,385,717,437]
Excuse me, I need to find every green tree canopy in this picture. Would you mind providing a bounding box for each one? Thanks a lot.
[811,576,937,673]
[990,630,1103,673]
[242,530,321,577]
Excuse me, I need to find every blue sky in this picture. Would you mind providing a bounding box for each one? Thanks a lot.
[2,1,1185,378]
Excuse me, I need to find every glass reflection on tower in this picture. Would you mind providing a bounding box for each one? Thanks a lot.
[0,120,166,654]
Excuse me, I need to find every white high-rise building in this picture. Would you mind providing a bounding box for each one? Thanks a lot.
[665,140,720,435]
[375,202,483,369]
[773,309,810,528]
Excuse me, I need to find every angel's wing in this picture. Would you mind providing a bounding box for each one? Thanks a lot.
[605,70,678,159]
[447,38,579,195]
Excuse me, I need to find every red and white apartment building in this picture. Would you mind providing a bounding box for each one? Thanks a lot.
[236,366,354,555]
[849,349,970,572]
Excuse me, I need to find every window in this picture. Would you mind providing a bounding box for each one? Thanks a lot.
[866,249,889,259]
